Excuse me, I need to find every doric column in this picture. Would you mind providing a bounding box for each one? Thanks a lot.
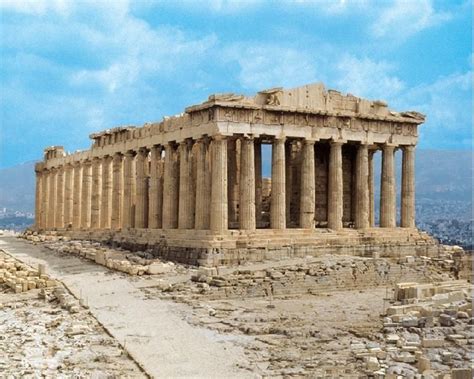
[72,162,82,229]
[100,156,113,229]
[55,166,65,229]
[285,141,293,226]
[239,136,256,230]
[162,143,179,229]
[270,137,286,229]
[210,136,228,232]
[368,150,375,227]
[135,148,149,229]
[195,138,211,229]
[380,144,396,227]
[401,145,415,228]
[63,164,73,228]
[34,168,43,229]
[300,139,316,228]
[122,151,136,229]
[178,140,195,229]
[355,144,370,229]
[111,153,123,229]
[227,138,239,225]
[90,158,102,229]
[254,140,262,227]
[40,170,49,228]
[328,141,343,230]
[80,160,92,229]
[47,168,57,229]
[148,146,164,229]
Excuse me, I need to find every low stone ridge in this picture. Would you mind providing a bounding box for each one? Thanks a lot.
[21,230,178,276]
[0,250,58,292]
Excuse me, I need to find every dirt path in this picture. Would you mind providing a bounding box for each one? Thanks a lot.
[0,236,250,379]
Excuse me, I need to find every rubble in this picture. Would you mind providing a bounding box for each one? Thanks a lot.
[21,230,179,277]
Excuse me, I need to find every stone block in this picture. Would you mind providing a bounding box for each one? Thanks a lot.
[94,250,106,265]
[421,338,444,348]
[417,356,430,373]
[451,368,473,379]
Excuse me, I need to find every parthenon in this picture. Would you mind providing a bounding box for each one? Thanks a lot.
[34,83,438,265]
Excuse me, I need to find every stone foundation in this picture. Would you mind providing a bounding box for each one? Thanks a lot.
[47,227,440,266]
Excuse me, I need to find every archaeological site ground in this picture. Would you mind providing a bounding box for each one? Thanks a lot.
[2,84,472,378]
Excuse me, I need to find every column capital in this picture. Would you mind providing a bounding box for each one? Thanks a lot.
[124,150,136,158]
[137,147,149,156]
[303,138,316,146]
[382,143,397,150]
[274,135,286,143]
[330,139,345,146]
[212,134,227,142]
[403,144,416,152]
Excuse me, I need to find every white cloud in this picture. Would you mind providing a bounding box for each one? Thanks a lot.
[335,55,405,100]
[225,45,318,90]
[0,0,73,16]
[370,0,452,40]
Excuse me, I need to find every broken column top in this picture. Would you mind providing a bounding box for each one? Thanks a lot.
[186,82,426,123]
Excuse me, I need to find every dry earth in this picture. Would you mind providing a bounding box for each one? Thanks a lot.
[2,232,473,378]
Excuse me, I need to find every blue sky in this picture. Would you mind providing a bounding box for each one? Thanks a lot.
[0,0,472,168]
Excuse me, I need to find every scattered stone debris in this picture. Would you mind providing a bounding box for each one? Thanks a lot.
[0,252,145,377]
[21,230,179,276]
[0,250,58,292]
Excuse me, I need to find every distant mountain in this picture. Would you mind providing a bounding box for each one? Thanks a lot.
[0,160,36,212]
[0,150,471,214]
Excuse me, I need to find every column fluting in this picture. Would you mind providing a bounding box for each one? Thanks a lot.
[254,140,262,227]
[195,138,211,229]
[148,146,163,229]
[55,166,65,229]
[401,145,416,228]
[178,140,195,229]
[270,137,286,229]
[100,156,113,229]
[34,169,43,229]
[80,160,92,229]
[162,143,179,229]
[239,136,256,230]
[72,162,82,229]
[90,158,102,229]
[122,151,136,229]
[63,164,73,228]
[47,168,57,229]
[380,144,396,227]
[111,153,123,229]
[210,136,228,232]
[135,148,149,229]
[355,144,370,229]
[328,141,343,230]
[300,139,316,228]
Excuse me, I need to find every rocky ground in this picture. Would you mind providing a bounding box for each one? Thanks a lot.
[0,252,145,377]
[4,231,473,378]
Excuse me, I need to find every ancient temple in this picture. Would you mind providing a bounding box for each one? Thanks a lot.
[34,83,438,265]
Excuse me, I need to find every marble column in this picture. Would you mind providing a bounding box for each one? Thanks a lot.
[239,136,256,230]
[122,151,136,229]
[63,164,73,228]
[328,141,343,230]
[72,162,82,229]
[148,146,164,229]
[355,144,370,229]
[135,148,149,229]
[111,153,123,229]
[254,140,262,227]
[100,156,113,229]
[47,168,57,229]
[90,158,102,229]
[80,160,92,229]
[300,139,316,228]
[227,139,239,225]
[162,143,179,229]
[270,137,286,229]
[368,150,375,227]
[380,144,396,228]
[55,166,65,228]
[285,141,293,226]
[210,136,228,232]
[401,145,415,228]
[40,170,49,228]
[178,140,195,229]
[34,169,43,229]
[195,138,211,229]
